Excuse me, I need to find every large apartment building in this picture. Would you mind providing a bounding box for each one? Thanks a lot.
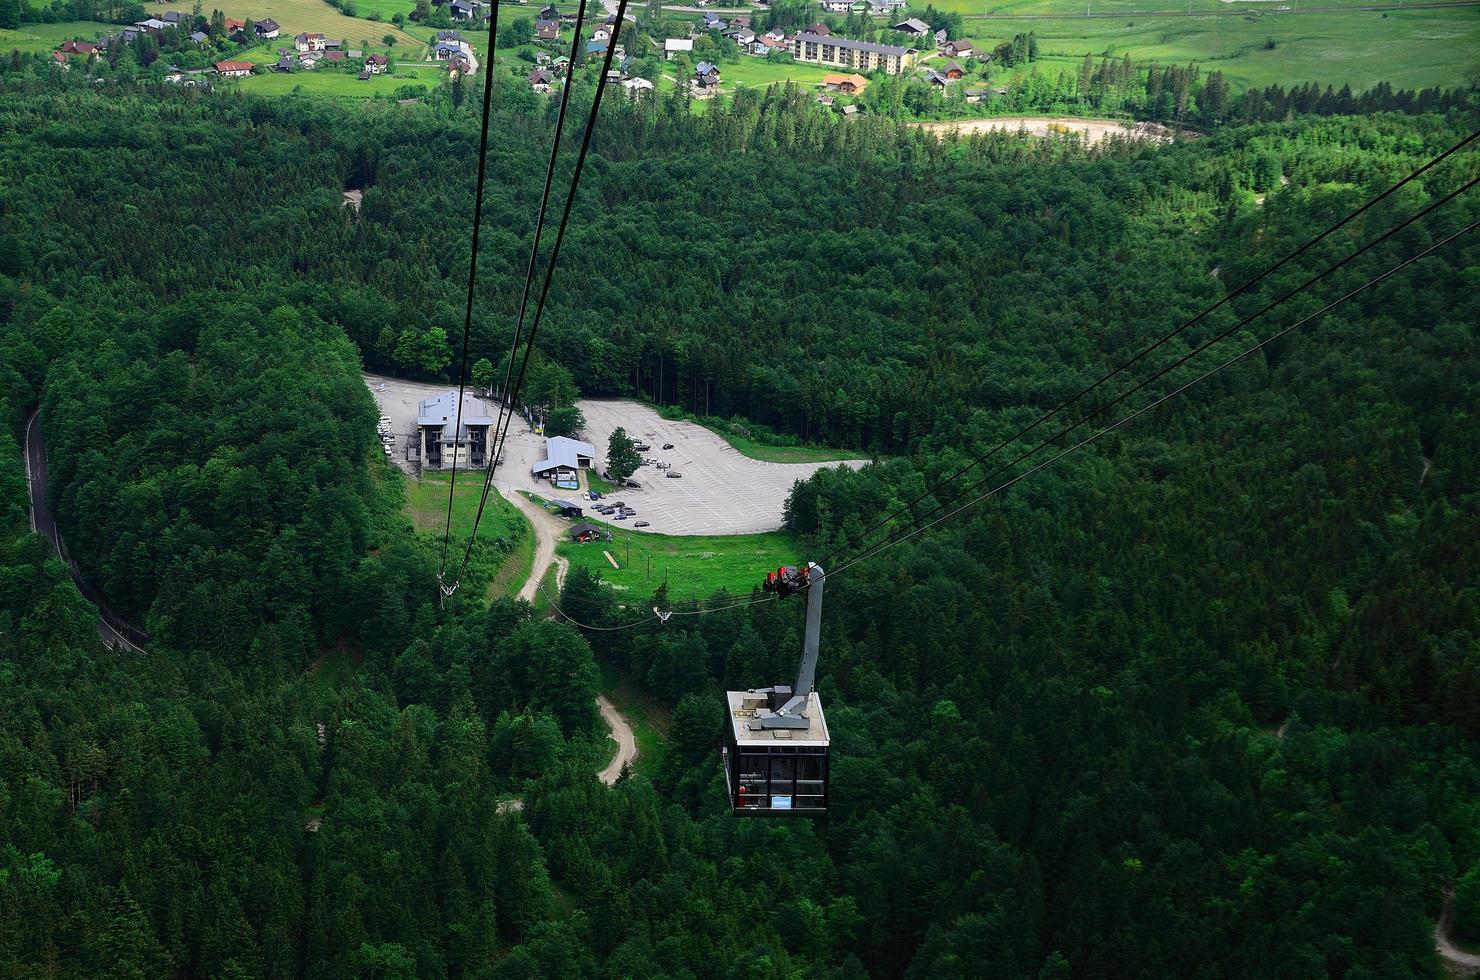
[791,32,916,75]
[417,391,496,471]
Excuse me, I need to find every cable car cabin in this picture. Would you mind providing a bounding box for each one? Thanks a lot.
[723,688,829,816]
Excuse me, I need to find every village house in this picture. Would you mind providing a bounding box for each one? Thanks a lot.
[189,30,208,43]
[224,18,245,33]
[537,23,560,42]
[527,68,553,92]
[254,18,280,39]
[823,72,868,94]
[59,40,98,57]
[622,76,654,96]
[323,50,346,62]
[891,18,930,37]
[214,59,253,77]
[296,32,327,52]
[663,37,693,60]
[299,53,320,68]
[819,0,853,11]
[50,51,69,69]
[273,54,292,71]
[134,18,169,33]
[160,11,188,25]
[366,53,389,73]
[940,59,964,80]
[940,38,974,58]
[923,69,949,88]
[793,32,916,74]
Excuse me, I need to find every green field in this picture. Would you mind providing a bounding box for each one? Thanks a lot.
[717,57,838,90]
[0,20,113,52]
[937,2,1478,90]
[658,406,865,463]
[143,0,426,49]
[538,499,800,604]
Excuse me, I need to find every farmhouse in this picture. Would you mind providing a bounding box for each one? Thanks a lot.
[891,17,930,36]
[417,391,497,471]
[663,38,693,59]
[225,18,245,32]
[59,40,98,56]
[366,53,389,73]
[531,436,595,488]
[214,60,253,77]
[255,18,280,39]
[792,32,915,74]
[296,32,327,52]
[940,39,974,58]
[528,68,553,92]
[622,76,654,95]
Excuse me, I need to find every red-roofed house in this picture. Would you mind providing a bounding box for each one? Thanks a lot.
[60,40,99,57]
[214,59,253,77]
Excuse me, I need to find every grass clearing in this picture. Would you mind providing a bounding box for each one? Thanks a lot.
[0,21,110,52]
[555,517,800,606]
[404,472,530,599]
[236,67,433,96]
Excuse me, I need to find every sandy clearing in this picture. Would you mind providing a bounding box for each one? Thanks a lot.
[910,115,1176,144]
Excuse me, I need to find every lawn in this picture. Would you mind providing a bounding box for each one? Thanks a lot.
[718,57,837,90]
[940,4,1478,91]
[552,511,801,606]
[0,20,115,52]
[236,65,438,96]
[658,406,865,464]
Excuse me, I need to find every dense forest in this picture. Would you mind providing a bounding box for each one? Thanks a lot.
[0,64,1478,977]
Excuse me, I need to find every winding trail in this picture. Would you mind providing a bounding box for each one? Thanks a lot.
[499,482,636,786]
[1438,889,1480,974]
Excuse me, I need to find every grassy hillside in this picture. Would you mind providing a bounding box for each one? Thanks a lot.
[946,2,1479,90]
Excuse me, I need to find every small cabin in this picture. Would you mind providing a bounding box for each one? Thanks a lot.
[722,688,829,815]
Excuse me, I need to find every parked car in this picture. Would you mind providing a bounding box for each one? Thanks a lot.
[591,491,602,499]
[625,480,641,489]
[634,521,650,528]
[666,471,682,479]
[633,442,651,451]
[662,443,674,450]
[615,512,628,520]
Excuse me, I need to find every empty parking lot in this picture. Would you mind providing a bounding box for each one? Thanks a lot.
[365,373,867,536]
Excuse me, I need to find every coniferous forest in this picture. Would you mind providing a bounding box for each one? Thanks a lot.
[0,67,1478,977]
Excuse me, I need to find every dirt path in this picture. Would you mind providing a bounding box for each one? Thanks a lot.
[596,694,638,785]
[1438,889,1480,974]
[500,485,569,603]
[501,483,635,787]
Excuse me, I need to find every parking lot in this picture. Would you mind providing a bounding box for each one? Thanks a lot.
[364,373,867,536]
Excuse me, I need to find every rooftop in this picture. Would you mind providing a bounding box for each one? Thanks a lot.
[416,391,497,442]
[533,435,596,473]
[726,690,830,747]
[794,32,913,57]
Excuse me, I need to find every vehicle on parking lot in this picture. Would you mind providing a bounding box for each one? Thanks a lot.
[662,443,674,450]
[615,512,628,520]
[634,520,650,528]
[666,471,682,479]
[625,480,641,489]
[633,442,651,452]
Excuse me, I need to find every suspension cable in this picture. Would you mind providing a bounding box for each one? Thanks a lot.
[435,1,504,587]
[815,127,1480,571]
[443,0,633,596]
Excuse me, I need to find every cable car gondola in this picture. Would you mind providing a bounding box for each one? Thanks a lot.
[723,563,830,817]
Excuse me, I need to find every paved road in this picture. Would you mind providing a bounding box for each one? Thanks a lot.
[24,411,147,654]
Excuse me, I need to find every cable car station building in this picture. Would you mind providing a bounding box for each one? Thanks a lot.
[417,391,497,471]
